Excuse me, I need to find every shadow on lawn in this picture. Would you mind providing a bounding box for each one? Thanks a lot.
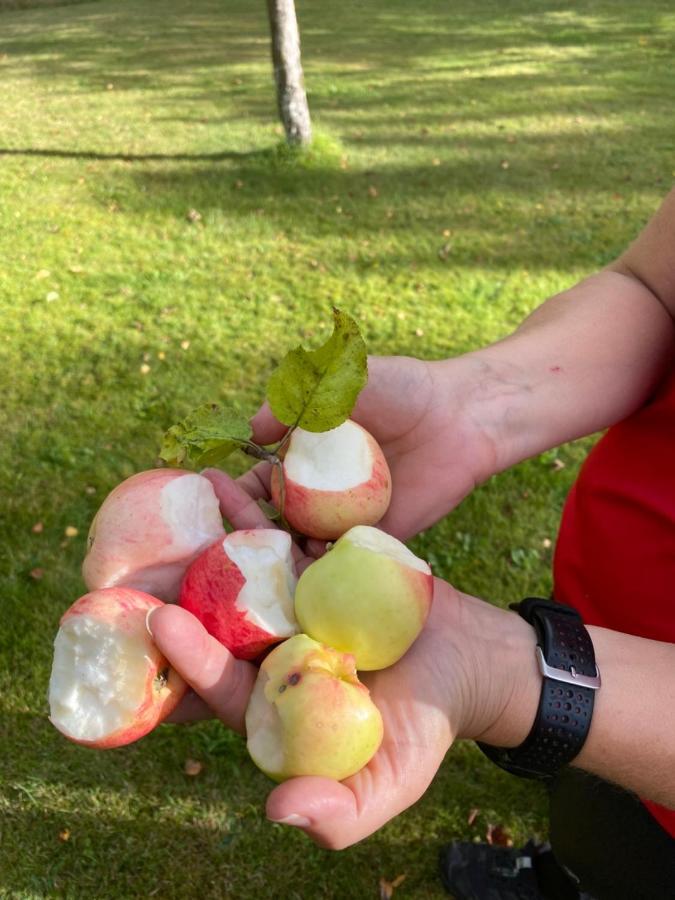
[4,0,673,276]
[3,0,673,143]
[0,147,260,161]
[3,712,534,899]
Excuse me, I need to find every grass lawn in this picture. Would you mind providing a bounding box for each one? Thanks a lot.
[1,0,674,896]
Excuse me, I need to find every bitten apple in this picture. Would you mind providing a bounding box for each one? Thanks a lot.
[295,525,433,670]
[270,419,391,540]
[179,529,298,660]
[83,468,225,602]
[246,634,383,781]
[48,588,187,749]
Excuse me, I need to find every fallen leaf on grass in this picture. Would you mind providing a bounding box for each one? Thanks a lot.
[58,828,71,842]
[32,522,44,534]
[64,526,79,538]
[30,568,44,581]
[379,874,406,898]
[184,758,203,776]
[467,807,480,827]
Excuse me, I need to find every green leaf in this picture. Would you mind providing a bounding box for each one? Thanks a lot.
[267,309,367,432]
[159,404,252,468]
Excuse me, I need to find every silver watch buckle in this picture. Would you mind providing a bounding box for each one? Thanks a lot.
[535,646,601,690]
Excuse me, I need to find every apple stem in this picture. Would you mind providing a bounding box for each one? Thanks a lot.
[272,457,291,532]
[273,425,296,457]
[241,441,280,465]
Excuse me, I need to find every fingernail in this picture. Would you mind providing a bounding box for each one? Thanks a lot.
[269,814,311,829]
[145,607,157,638]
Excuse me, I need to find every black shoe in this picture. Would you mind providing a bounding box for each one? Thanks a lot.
[439,840,582,900]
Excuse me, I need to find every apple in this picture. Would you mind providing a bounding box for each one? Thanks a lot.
[48,587,187,749]
[270,419,391,540]
[83,468,225,602]
[179,529,299,660]
[245,633,383,781]
[294,525,433,670]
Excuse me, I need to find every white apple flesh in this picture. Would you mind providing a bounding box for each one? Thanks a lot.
[270,420,391,540]
[48,588,187,749]
[295,525,433,670]
[246,634,383,782]
[82,468,225,602]
[179,529,299,660]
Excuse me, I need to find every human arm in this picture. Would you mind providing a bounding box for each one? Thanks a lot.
[252,190,675,541]
[437,187,675,477]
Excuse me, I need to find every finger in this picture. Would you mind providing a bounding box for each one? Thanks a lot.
[351,355,433,444]
[148,605,255,734]
[265,773,402,851]
[202,466,275,531]
[165,689,214,724]
[305,538,329,559]
[202,466,309,569]
[265,752,434,850]
[250,402,288,446]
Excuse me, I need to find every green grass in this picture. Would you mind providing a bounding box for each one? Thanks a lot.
[1,0,674,896]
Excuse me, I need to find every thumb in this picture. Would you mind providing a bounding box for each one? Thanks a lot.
[250,402,287,446]
[266,777,363,850]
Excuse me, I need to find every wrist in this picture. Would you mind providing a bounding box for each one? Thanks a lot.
[433,353,528,481]
[448,592,540,746]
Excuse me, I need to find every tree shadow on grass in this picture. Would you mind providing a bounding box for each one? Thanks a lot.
[0,146,263,162]
[1,714,547,899]
[2,0,673,149]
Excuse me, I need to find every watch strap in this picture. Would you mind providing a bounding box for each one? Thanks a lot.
[477,597,600,780]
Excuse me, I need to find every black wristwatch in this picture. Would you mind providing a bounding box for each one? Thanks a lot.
[477,597,601,780]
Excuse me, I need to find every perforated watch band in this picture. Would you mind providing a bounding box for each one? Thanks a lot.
[477,598,601,780]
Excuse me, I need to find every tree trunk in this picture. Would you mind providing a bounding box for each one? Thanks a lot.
[266,0,312,146]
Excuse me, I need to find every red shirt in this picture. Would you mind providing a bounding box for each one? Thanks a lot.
[554,365,675,836]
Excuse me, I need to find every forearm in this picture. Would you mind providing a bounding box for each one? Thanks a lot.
[444,269,675,474]
[460,594,675,807]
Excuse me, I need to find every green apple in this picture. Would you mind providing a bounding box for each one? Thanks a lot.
[294,525,433,670]
[245,634,383,782]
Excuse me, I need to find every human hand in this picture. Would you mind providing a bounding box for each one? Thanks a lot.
[148,468,539,849]
[251,355,499,542]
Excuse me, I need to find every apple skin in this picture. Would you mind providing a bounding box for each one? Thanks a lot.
[179,529,298,661]
[245,634,383,782]
[294,526,433,671]
[270,420,392,540]
[82,468,225,602]
[48,588,187,750]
